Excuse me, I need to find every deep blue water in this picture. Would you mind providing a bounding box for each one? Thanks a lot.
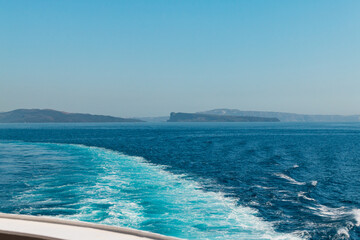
[0,122,359,239]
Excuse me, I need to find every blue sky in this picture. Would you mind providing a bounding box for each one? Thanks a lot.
[1,0,359,117]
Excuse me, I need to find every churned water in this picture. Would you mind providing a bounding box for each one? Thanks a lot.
[0,123,359,239]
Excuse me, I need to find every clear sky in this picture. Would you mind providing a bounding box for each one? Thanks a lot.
[1,0,359,117]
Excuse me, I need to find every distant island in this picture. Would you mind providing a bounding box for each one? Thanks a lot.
[0,109,143,123]
[3,108,360,123]
[167,112,280,122]
[144,109,360,122]
[199,109,360,122]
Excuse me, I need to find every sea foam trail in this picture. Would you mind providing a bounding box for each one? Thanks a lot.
[3,141,302,240]
[273,173,306,186]
[354,209,360,227]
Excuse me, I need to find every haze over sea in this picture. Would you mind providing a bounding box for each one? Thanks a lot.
[0,122,359,239]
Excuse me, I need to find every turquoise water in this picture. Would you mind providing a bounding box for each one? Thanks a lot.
[0,141,299,239]
[0,123,360,239]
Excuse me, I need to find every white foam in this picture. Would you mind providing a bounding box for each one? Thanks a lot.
[336,228,350,238]
[353,209,360,226]
[310,181,317,187]
[297,192,315,201]
[274,173,306,185]
[254,185,276,190]
[308,204,360,228]
[79,145,304,239]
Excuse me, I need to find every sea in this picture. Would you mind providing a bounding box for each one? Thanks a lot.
[0,122,359,240]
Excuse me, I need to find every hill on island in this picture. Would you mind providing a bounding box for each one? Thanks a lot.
[0,109,143,123]
[199,109,360,122]
[167,112,280,122]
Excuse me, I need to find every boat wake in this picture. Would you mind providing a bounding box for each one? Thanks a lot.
[1,141,302,240]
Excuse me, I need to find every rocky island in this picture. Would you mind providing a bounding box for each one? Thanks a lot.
[200,109,360,122]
